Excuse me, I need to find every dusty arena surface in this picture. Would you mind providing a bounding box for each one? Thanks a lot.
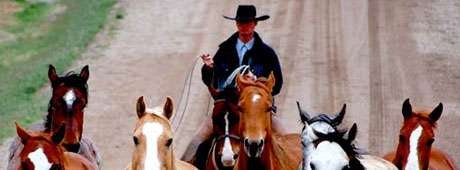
[2,0,460,169]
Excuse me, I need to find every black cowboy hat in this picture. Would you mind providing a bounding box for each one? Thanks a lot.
[223,5,270,22]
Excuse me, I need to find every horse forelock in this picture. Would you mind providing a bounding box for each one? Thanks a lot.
[313,130,360,159]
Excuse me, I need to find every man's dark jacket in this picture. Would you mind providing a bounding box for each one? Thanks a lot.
[201,32,283,99]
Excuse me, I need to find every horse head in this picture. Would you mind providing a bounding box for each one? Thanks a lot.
[392,98,443,170]
[16,122,66,170]
[309,123,365,170]
[236,72,275,158]
[131,96,175,170]
[208,111,240,169]
[297,102,346,170]
[46,65,89,153]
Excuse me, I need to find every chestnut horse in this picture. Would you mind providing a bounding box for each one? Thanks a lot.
[383,99,457,170]
[14,122,96,170]
[8,65,100,169]
[234,73,302,170]
[125,96,197,170]
[206,112,241,170]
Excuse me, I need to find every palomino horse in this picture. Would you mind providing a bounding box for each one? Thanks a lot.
[8,65,100,169]
[297,101,346,170]
[14,122,96,170]
[205,112,240,170]
[308,123,397,170]
[125,96,197,170]
[383,99,457,170]
[234,72,301,170]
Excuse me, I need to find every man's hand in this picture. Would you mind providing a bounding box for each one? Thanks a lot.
[200,54,214,68]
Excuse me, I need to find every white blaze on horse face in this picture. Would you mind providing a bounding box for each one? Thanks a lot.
[221,113,235,167]
[310,142,349,170]
[63,89,76,109]
[142,122,164,170]
[252,94,261,103]
[405,125,423,170]
[28,148,52,170]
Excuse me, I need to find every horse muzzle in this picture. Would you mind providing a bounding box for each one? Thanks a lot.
[244,138,264,158]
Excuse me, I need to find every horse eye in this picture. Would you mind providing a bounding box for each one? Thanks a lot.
[427,138,435,145]
[133,136,139,145]
[342,164,351,170]
[166,138,173,147]
[399,135,405,142]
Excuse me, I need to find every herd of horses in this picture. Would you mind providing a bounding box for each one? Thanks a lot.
[5,65,458,170]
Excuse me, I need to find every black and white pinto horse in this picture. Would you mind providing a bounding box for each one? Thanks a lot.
[298,103,397,170]
[297,101,346,170]
[297,103,397,170]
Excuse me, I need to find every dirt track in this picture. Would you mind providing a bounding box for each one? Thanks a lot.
[2,0,460,169]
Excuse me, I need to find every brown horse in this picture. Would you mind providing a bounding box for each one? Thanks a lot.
[8,65,100,169]
[383,99,457,170]
[125,96,197,170]
[46,64,89,152]
[14,122,96,170]
[206,112,241,170]
[234,73,302,170]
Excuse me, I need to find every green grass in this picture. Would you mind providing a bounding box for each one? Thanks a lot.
[0,0,116,143]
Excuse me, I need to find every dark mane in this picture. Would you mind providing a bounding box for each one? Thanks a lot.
[313,130,360,159]
[44,72,88,131]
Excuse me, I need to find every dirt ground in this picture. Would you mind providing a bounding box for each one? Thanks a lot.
[2,0,460,169]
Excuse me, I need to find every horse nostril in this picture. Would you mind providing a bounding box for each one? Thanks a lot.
[244,138,250,147]
[259,139,264,147]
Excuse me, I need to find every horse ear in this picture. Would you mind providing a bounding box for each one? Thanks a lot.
[79,65,89,82]
[51,124,66,145]
[163,96,174,120]
[402,98,413,120]
[136,96,146,118]
[297,101,310,123]
[264,72,276,93]
[48,64,58,85]
[347,123,358,142]
[15,122,31,144]
[429,102,443,122]
[332,104,346,126]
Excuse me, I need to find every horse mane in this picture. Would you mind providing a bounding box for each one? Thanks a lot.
[313,130,361,159]
[44,72,88,131]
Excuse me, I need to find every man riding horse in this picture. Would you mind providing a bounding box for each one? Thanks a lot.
[182,5,284,168]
